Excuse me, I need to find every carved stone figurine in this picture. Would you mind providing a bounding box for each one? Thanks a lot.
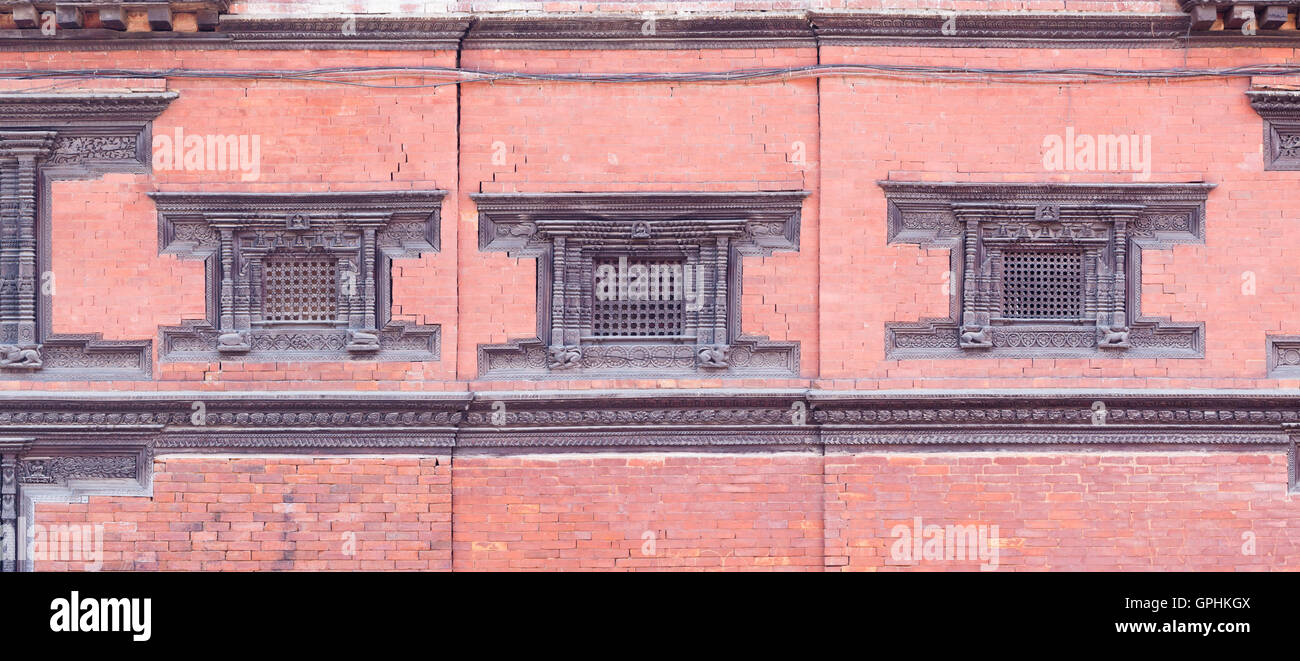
[0,344,41,369]
[547,345,582,370]
[959,325,993,348]
[1098,324,1130,348]
[346,330,381,352]
[697,344,730,368]
[216,332,250,353]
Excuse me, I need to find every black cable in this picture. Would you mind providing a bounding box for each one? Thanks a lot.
[1,63,1300,88]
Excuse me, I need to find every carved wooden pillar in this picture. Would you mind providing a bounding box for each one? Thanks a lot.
[360,229,376,330]
[14,154,39,345]
[0,132,55,349]
[0,153,16,345]
[0,439,30,573]
[1112,219,1128,329]
[232,243,252,331]
[712,237,728,346]
[961,219,979,328]
[550,237,565,346]
[567,241,584,347]
[219,229,236,330]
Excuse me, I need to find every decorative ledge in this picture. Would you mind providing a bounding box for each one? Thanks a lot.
[463,13,815,50]
[881,182,1213,360]
[152,190,445,363]
[810,12,1190,48]
[2,10,1300,50]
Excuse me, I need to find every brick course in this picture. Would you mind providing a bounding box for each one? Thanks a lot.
[33,451,1294,571]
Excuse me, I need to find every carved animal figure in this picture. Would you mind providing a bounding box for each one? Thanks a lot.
[0,344,41,368]
[216,332,249,351]
[547,345,582,369]
[348,330,381,350]
[1099,324,1130,347]
[697,344,730,368]
[959,325,993,347]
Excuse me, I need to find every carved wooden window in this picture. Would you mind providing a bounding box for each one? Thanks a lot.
[474,192,807,378]
[0,91,176,381]
[1248,88,1300,170]
[153,191,445,362]
[881,182,1212,359]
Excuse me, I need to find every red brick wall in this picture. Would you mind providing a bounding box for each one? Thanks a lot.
[7,43,1300,391]
[32,450,1296,571]
[34,456,452,571]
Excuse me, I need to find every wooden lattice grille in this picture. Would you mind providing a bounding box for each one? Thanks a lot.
[590,257,686,337]
[1000,249,1085,320]
[261,257,338,323]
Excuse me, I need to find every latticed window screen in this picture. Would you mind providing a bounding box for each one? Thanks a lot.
[1000,249,1085,319]
[261,256,338,323]
[590,256,686,337]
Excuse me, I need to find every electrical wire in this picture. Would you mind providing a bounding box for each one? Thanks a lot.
[1,63,1300,89]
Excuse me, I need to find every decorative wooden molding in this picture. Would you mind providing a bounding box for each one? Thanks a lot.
[880,182,1213,360]
[0,91,176,381]
[0,389,1293,450]
[810,12,1191,48]
[2,11,1300,50]
[474,191,806,379]
[152,190,445,363]
[463,13,815,50]
[216,15,471,50]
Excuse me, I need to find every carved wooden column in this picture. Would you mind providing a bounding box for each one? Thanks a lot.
[218,229,236,330]
[0,439,31,573]
[1098,213,1133,349]
[0,132,55,356]
[550,236,566,346]
[712,237,728,346]
[956,210,992,348]
[361,228,377,331]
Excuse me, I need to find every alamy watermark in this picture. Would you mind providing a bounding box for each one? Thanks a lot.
[153,127,262,181]
[889,516,1000,571]
[19,518,104,571]
[595,256,704,312]
[1042,127,1151,181]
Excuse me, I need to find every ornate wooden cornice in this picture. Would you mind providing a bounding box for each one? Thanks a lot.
[0,389,1295,451]
[810,12,1191,48]
[4,10,1300,50]
[463,13,814,50]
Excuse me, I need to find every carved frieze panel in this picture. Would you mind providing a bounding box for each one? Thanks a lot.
[153,191,445,362]
[474,191,807,379]
[881,182,1212,359]
[0,91,176,380]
